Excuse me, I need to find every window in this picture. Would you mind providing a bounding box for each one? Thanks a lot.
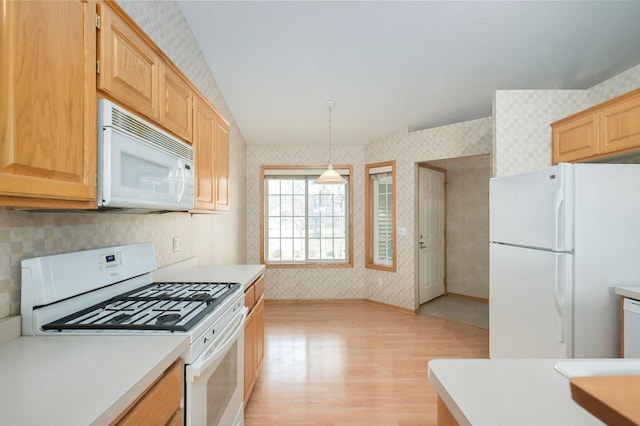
[366,161,396,271]
[261,166,353,267]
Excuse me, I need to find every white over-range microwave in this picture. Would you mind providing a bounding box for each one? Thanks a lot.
[98,99,195,212]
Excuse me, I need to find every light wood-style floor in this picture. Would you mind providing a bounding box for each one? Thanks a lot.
[244,301,489,425]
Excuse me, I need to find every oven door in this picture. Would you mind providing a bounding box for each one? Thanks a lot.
[186,307,247,426]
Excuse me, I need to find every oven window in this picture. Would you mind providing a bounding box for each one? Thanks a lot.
[206,340,238,425]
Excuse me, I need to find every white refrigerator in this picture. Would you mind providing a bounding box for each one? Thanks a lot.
[489,163,640,358]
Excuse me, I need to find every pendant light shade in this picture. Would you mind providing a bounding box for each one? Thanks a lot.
[316,100,347,185]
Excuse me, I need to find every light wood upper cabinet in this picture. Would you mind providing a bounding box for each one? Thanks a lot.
[0,0,97,209]
[552,114,599,164]
[193,95,217,211]
[97,2,159,121]
[552,88,640,164]
[600,92,640,154]
[193,94,230,213]
[215,117,231,211]
[159,63,193,142]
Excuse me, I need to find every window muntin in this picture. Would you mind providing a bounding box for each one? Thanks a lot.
[262,167,352,266]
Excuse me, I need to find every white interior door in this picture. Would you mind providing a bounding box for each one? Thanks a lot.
[418,166,445,304]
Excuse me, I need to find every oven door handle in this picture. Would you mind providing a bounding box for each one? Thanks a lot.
[186,307,247,382]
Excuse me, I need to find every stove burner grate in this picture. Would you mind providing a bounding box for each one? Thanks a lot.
[42,282,241,332]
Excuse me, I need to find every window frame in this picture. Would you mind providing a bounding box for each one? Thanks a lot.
[260,165,354,269]
[365,160,396,272]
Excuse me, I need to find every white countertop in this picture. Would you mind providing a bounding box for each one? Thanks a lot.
[153,260,265,291]
[428,359,604,426]
[0,330,188,425]
[615,286,640,300]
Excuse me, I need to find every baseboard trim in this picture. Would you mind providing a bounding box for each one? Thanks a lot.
[364,299,416,315]
[445,292,488,304]
[265,298,366,306]
[264,298,414,315]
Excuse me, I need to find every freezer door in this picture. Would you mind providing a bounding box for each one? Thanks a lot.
[490,243,573,358]
[490,163,572,251]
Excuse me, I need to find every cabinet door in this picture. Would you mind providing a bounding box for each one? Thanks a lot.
[215,117,230,211]
[97,3,159,120]
[255,296,265,371]
[193,95,230,212]
[600,90,640,154]
[160,63,193,142]
[193,95,217,211]
[552,113,599,164]
[243,308,257,400]
[113,359,182,425]
[0,0,97,208]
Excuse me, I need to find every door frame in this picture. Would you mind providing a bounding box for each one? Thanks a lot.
[415,163,447,308]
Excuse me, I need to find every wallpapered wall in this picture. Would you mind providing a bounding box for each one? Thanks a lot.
[246,145,368,301]
[494,64,640,177]
[3,1,640,318]
[427,155,491,299]
[364,119,492,309]
[248,62,640,311]
[247,118,492,310]
[0,1,247,319]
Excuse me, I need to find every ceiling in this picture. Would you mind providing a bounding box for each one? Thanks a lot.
[177,1,640,147]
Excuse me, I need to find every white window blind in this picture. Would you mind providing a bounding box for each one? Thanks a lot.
[371,172,393,266]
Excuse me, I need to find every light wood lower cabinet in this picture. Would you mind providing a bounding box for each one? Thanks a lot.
[552,88,640,164]
[244,275,265,402]
[111,359,183,426]
[0,0,97,209]
[437,395,459,426]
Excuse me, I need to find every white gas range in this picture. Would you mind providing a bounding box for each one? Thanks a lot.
[20,242,246,426]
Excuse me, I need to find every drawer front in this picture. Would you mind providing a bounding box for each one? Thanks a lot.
[115,359,182,425]
[254,275,265,300]
[244,285,256,310]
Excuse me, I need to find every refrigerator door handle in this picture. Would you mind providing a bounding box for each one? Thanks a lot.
[554,253,565,343]
[554,191,564,251]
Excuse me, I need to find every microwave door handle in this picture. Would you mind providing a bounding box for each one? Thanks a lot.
[186,308,247,382]
[178,163,186,201]
[100,128,112,204]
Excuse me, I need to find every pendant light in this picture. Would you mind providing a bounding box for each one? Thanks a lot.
[315,100,347,185]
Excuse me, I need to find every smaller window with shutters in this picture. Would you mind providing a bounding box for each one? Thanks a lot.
[365,161,396,271]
